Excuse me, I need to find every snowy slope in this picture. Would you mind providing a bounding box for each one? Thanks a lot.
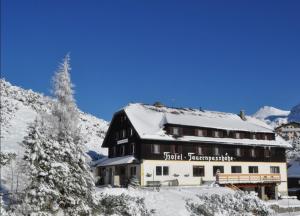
[253,106,290,128]
[0,79,109,158]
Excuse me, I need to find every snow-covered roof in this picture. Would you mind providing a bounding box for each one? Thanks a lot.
[124,103,291,148]
[96,155,138,167]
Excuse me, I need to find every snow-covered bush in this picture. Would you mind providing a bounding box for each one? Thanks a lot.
[128,176,140,188]
[0,152,16,166]
[186,190,274,216]
[95,193,152,216]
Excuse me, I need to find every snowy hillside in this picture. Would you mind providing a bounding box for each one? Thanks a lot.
[253,106,290,128]
[0,79,109,158]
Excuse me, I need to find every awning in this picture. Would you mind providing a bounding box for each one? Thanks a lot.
[96,155,139,167]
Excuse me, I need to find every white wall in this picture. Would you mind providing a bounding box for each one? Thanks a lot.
[141,160,288,194]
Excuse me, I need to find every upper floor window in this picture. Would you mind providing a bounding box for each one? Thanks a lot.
[197,146,203,155]
[235,148,241,157]
[130,128,134,136]
[113,146,116,156]
[130,143,135,154]
[115,131,119,140]
[251,133,256,139]
[214,147,220,156]
[122,129,127,138]
[120,145,125,156]
[270,166,280,174]
[152,144,160,154]
[250,148,256,158]
[264,148,271,158]
[235,132,241,139]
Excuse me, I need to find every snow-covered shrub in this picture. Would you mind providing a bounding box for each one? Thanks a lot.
[95,193,152,216]
[186,190,274,216]
[0,152,16,166]
[128,176,140,188]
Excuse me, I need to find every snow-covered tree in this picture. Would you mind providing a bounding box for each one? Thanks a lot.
[19,55,95,215]
[51,54,79,139]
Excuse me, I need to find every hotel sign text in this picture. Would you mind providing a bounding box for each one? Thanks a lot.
[163,152,234,162]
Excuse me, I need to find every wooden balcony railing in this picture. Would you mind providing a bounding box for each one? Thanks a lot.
[217,173,281,184]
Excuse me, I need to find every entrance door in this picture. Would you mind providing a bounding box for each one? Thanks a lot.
[108,168,113,185]
[119,166,127,186]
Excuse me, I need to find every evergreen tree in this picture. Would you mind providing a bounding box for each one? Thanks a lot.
[20,55,95,215]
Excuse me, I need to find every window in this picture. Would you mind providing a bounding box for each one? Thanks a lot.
[156,166,169,176]
[270,166,280,173]
[236,132,241,139]
[113,146,116,156]
[235,148,241,157]
[130,128,134,136]
[250,148,256,158]
[152,144,160,154]
[122,129,126,138]
[197,146,203,155]
[193,166,205,177]
[170,145,176,153]
[163,166,169,175]
[249,166,258,173]
[115,131,119,140]
[130,143,135,154]
[172,127,179,135]
[197,129,203,137]
[214,147,220,156]
[264,148,271,158]
[231,166,242,173]
[120,145,125,156]
[130,166,137,176]
[213,166,224,176]
[214,131,220,138]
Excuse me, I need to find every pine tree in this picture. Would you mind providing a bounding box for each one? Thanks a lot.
[20,54,95,215]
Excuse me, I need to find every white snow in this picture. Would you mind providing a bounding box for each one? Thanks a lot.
[124,103,291,148]
[96,186,233,216]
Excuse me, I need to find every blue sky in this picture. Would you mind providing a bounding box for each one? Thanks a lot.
[1,0,300,121]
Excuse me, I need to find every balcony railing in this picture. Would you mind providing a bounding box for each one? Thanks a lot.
[217,173,281,184]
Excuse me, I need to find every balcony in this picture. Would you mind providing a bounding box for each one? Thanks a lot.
[217,173,281,184]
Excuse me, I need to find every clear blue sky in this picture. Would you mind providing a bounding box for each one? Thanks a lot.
[1,0,300,121]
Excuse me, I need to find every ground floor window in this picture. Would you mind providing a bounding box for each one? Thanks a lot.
[231,166,242,173]
[156,166,169,176]
[213,166,224,176]
[193,166,205,177]
[249,166,258,173]
[270,166,280,173]
[130,166,137,176]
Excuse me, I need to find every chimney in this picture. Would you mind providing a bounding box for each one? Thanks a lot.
[239,110,246,121]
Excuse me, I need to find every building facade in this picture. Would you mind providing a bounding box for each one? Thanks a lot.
[96,103,291,199]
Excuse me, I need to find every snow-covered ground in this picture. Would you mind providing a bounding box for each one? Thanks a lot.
[96,186,240,216]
